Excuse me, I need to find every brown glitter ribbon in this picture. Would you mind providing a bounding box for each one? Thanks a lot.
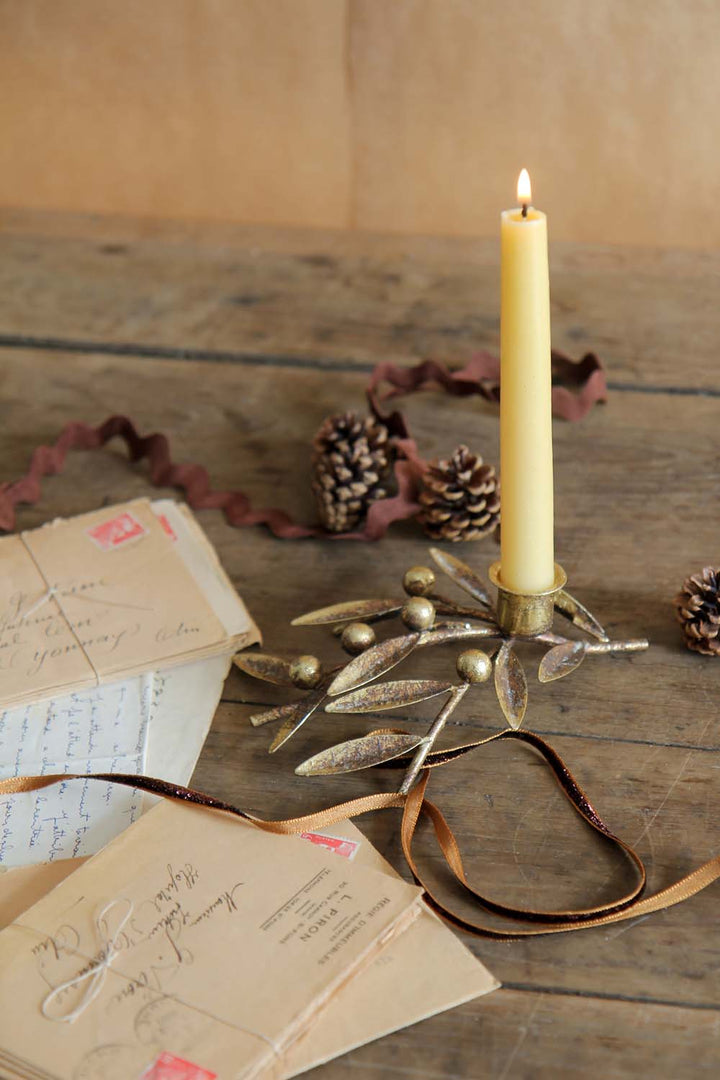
[0,352,605,541]
[2,728,718,940]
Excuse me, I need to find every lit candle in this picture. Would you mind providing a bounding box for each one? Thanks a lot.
[499,169,555,593]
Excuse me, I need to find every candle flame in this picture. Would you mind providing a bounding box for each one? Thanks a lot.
[517,168,532,205]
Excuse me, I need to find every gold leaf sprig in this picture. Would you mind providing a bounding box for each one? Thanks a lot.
[234,549,648,785]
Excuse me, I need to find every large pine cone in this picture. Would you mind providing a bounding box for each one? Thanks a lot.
[417,445,500,542]
[676,567,720,656]
[312,412,391,533]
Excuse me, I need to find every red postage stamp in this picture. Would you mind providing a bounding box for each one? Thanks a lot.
[156,512,178,541]
[142,1051,216,1080]
[87,511,147,551]
[300,831,360,860]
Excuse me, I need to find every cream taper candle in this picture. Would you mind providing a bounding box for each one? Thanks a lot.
[499,169,555,593]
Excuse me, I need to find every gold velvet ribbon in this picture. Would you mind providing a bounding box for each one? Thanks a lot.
[2,729,718,939]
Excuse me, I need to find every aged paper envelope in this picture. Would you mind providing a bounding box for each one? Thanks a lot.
[0,497,259,708]
[0,498,259,869]
[281,820,499,1077]
[0,799,423,1080]
[0,857,90,930]
[141,653,236,803]
[0,820,498,1079]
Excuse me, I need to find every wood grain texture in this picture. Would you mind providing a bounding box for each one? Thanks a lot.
[1,217,719,1075]
[0,348,716,750]
[1,209,720,391]
[282,989,720,1079]
[195,702,720,1009]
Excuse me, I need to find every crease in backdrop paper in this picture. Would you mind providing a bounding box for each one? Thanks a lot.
[0,820,498,1079]
[0,499,260,869]
[0,799,424,1080]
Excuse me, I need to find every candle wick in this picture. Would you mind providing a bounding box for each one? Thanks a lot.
[521,203,528,218]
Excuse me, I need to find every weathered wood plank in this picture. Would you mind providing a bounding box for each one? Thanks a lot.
[0,349,716,750]
[0,231,718,1077]
[195,702,720,1011]
[295,988,720,1078]
[0,210,718,390]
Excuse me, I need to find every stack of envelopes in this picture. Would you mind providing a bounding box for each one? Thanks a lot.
[0,497,498,1076]
[0,497,260,867]
[0,797,498,1078]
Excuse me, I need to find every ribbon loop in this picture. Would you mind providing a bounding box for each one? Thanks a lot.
[2,736,719,941]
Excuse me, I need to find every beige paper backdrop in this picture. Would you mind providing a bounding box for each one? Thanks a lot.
[0,0,717,247]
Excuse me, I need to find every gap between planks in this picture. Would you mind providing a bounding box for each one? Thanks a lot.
[1,332,719,398]
[502,981,720,1014]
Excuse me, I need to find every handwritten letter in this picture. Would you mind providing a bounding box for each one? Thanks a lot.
[0,678,151,867]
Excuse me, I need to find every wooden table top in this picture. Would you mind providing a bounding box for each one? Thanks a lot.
[1,210,719,1078]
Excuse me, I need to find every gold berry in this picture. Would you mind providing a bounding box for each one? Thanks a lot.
[401,597,436,631]
[289,654,322,689]
[456,649,492,684]
[403,566,436,596]
[341,622,376,655]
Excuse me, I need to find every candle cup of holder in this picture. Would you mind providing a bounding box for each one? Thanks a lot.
[396,557,648,793]
[489,562,567,636]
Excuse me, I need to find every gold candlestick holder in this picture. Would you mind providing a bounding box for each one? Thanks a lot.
[235,548,649,792]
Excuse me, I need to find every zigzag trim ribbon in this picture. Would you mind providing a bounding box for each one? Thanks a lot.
[0,352,606,540]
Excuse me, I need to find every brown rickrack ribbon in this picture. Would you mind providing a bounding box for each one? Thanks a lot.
[0,349,607,542]
[2,729,719,939]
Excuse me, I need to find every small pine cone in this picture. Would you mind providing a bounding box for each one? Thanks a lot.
[417,445,500,542]
[312,412,391,533]
[676,567,720,656]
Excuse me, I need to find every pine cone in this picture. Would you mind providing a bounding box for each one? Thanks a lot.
[676,567,720,656]
[417,445,500,542]
[312,412,391,533]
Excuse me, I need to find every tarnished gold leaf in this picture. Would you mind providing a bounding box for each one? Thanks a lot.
[419,623,497,647]
[325,679,453,714]
[327,633,420,696]
[494,640,528,728]
[429,548,492,607]
[538,641,587,683]
[234,653,294,686]
[295,732,424,776]
[291,599,401,626]
[554,589,609,642]
[268,691,326,752]
[249,702,300,728]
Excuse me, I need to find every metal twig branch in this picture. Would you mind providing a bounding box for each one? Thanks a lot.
[234,548,649,792]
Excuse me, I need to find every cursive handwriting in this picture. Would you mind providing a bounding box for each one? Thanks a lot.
[0,580,108,635]
[27,625,139,677]
[107,878,243,1007]
[155,621,201,644]
[30,856,244,1016]
[189,884,243,926]
[153,862,200,906]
